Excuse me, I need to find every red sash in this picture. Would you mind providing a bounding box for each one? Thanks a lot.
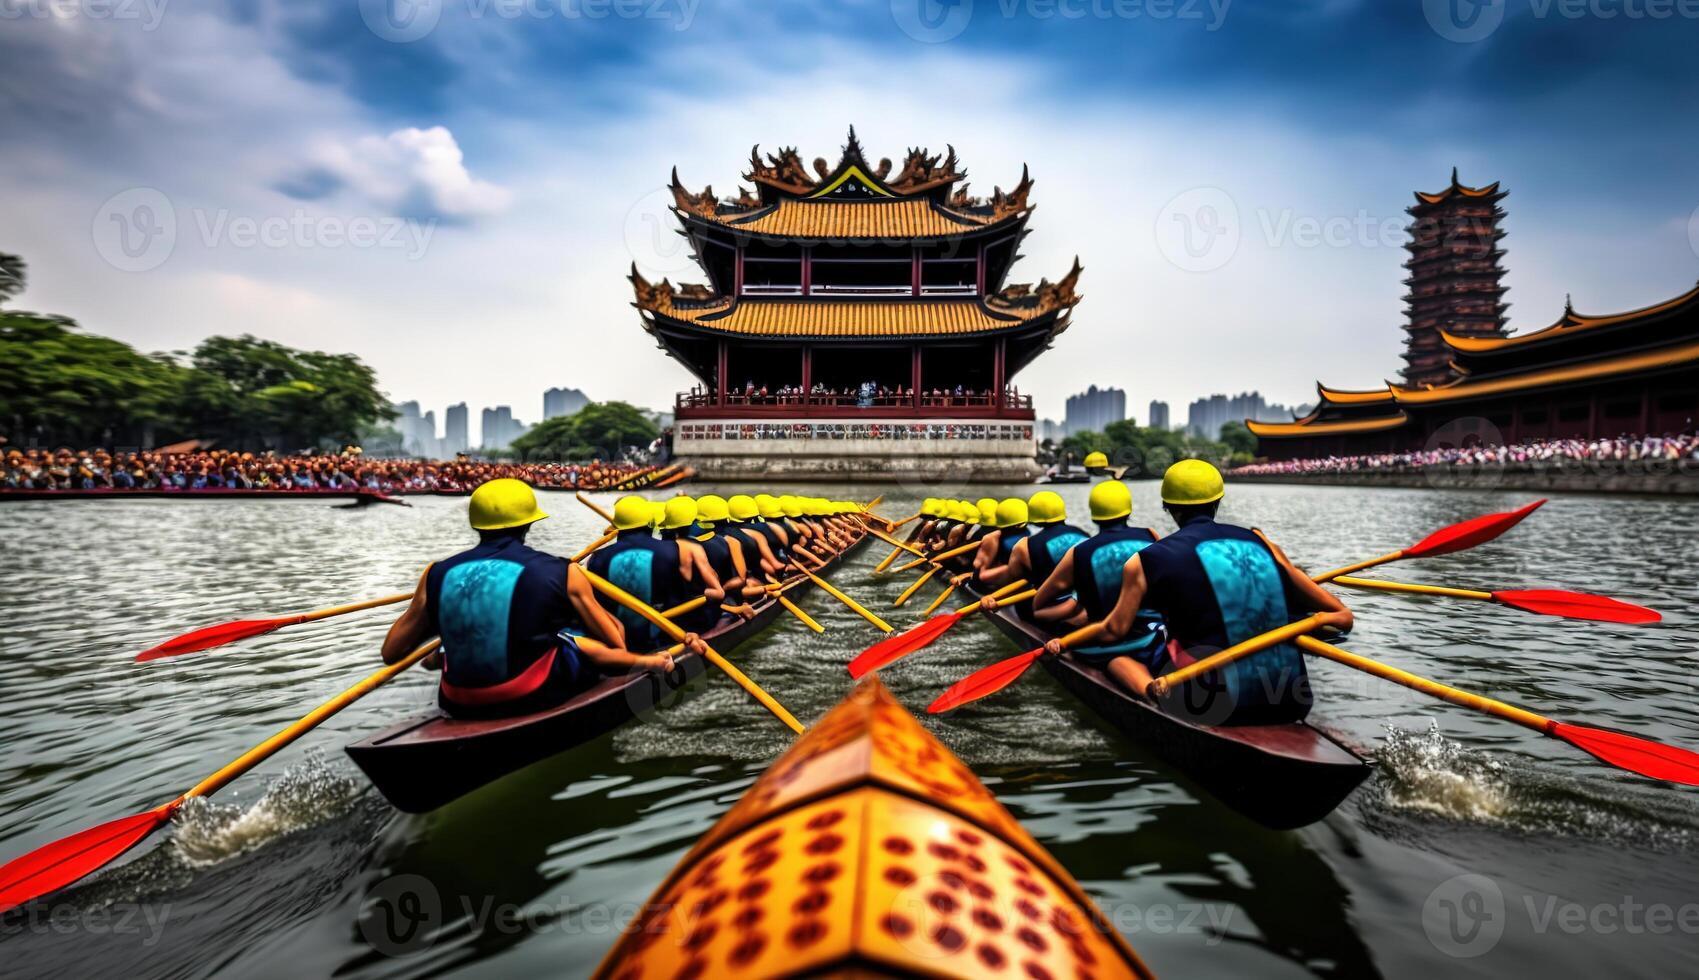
[439,648,557,706]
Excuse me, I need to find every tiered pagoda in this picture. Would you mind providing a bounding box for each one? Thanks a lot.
[1402,169,1510,386]
[630,128,1079,481]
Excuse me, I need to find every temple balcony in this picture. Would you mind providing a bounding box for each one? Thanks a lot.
[675,387,1035,421]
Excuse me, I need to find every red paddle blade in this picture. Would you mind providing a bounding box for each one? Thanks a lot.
[1493,590,1662,624]
[848,611,965,679]
[1551,722,1699,786]
[136,617,295,661]
[1403,499,1545,558]
[928,648,1044,714]
[0,806,174,912]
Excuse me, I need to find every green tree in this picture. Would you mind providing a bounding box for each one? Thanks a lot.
[1218,420,1257,457]
[510,401,659,461]
[0,252,25,306]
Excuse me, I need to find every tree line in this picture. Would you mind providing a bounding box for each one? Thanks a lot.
[0,252,393,452]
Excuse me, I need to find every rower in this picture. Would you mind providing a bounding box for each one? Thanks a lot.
[585,495,711,652]
[726,493,784,577]
[978,490,1087,598]
[971,498,1031,587]
[655,496,732,633]
[969,498,999,542]
[379,479,695,719]
[1050,461,1353,725]
[693,494,765,616]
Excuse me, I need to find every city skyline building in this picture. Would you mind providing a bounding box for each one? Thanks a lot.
[543,386,590,421]
[1148,400,1170,431]
[1063,385,1126,436]
[443,402,469,456]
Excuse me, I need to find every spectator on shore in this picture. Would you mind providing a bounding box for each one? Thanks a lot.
[1229,431,1699,477]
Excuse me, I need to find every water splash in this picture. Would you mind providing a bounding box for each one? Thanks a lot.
[171,752,365,867]
[1372,723,1698,848]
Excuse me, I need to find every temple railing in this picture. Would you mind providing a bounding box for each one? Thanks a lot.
[675,388,1035,420]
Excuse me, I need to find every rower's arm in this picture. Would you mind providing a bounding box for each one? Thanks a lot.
[970,533,999,572]
[381,566,434,665]
[688,543,726,600]
[1098,554,1152,643]
[567,562,627,647]
[978,537,1026,589]
[1260,534,1354,633]
[572,633,676,671]
[1032,550,1080,623]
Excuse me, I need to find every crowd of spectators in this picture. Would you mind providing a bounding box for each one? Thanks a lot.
[687,381,1018,410]
[0,448,655,494]
[1230,432,1699,477]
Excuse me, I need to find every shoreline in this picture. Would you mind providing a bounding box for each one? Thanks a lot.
[1228,462,1699,496]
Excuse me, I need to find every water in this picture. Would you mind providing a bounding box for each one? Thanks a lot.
[2,484,1696,977]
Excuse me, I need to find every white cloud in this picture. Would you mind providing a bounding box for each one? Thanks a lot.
[302,126,512,222]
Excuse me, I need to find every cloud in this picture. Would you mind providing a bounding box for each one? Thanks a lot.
[287,126,512,222]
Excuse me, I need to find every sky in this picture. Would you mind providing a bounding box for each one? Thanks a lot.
[3,1,1698,444]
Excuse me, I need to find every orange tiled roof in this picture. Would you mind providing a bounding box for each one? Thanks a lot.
[651,298,1051,337]
[1316,383,1394,405]
[1390,338,1699,404]
[708,198,1007,239]
[1441,282,1699,353]
[1247,412,1409,438]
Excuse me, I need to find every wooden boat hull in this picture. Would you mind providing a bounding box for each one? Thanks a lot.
[593,676,1153,979]
[346,537,864,813]
[0,487,399,503]
[971,582,1371,829]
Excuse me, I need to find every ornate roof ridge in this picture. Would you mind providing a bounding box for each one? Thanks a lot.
[1412,167,1505,206]
[1440,279,1699,353]
[987,256,1082,316]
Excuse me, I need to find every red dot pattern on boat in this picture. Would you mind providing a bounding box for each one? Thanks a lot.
[591,677,1150,980]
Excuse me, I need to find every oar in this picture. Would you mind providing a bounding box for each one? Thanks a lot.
[1311,499,1546,583]
[580,567,806,734]
[577,491,618,533]
[1295,636,1699,785]
[922,572,971,616]
[863,525,927,564]
[896,539,979,573]
[136,593,410,661]
[789,562,893,633]
[932,614,1328,714]
[1330,576,1661,624]
[873,523,927,573]
[133,530,618,663]
[1144,614,1333,699]
[848,580,1031,680]
[660,595,709,620]
[0,637,441,912]
[893,566,940,608]
[761,574,826,633]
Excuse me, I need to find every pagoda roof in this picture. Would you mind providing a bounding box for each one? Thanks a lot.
[1247,410,1408,438]
[1315,383,1395,405]
[1441,281,1699,354]
[681,196,1014,240]
[630,259,1080,340]
[668,127,1035,240]
[1387,337,1699,404]
[1411,168,1505,207]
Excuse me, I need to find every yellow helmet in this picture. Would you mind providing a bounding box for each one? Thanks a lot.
[1083,451,1109,469]
[756,494,784,519]
[995,497,1029,528]
[660,496,698,531]
[807,498,827,516]
[976,498,998,525]
[728,494,759,521]
[1161,459,1226,506]
[612,494,653,531]
[779,494,801,518]
[468,478,548,531]
[1028,490,1066,524]
[1089,480,1133,522]
[695,494,730,524]
[922,498,943,518]
[962,502,981,525]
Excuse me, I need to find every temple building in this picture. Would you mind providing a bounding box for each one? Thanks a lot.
[630,129,1079,481]
[1249,173,1699,460]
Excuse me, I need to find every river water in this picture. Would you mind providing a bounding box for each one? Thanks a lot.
[2,483,1696,978]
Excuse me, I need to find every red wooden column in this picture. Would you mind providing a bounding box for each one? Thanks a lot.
[911,346,923,412]
[911,248,922,296]
[801,246,812,296]
[801,344,813,406]
[716,342,728,407]
[992,337,1007,413]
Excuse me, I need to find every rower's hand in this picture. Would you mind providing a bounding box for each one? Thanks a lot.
[706,586,726,602]
[422,649,443,671]
[646,653,676,672]
[1042,639,1064,657]
[980,596,1000,611]
[682,632,708,655]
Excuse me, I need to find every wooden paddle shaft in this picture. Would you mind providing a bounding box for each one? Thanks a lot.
[184,639,441,802]
[1145,615,1328,698]
[298,593,411,623]
[571,531,617,562]
[898,540,978,572]
[661,595,709,619]
[777,596,825,633]
[1331,576,1493,601]
[922,579,962,616]
[953,579,1030,615]
[795,564,893,633]
[1296,636,1553,733]
[894,566,939,607]
[580,568,806,734]
[1312,550,1405,584]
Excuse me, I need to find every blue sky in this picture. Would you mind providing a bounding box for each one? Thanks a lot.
[3,0,1698,440]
